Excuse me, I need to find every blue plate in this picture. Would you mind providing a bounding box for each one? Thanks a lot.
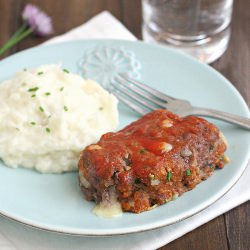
[0,40,249,236]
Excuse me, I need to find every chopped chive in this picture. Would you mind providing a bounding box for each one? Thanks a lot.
[140,148,147,154]
[209,143,214,151]
[37,71,43,75]
[60,86,64,92]
[39,106,44,112]
[30,122,36,125]
[134,178,141,184]
[45,128,51,133]
[165,198,169,203]
[99,107,104,111]
[209,164,214,169]
[15,127,20,131]
[63,69,69,73]
[185,169,191,176]
[166,171,172,182]
[64,106,68,111]
[219,155,224,161]
[48,115,52,119]
[28,87,39,92]
[23,68,27,71]
[45,92,51,96]
[31,94,36,98]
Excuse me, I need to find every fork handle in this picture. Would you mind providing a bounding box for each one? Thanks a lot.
[189,107,250,130]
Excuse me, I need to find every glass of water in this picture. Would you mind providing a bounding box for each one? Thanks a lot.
[142,0,234,63]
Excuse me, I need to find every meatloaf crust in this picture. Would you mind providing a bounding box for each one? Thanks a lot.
[78,110,228,213]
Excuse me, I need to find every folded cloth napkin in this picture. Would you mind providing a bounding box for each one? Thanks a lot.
[0,11,249,250]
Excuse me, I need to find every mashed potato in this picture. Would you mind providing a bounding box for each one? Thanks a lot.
[0,65,118,173]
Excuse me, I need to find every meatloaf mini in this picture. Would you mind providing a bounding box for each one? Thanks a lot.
[78,110,229,214]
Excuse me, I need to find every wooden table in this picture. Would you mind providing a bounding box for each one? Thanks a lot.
[0,0,249,249]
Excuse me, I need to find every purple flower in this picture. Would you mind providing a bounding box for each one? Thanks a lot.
[0,4,53,56]
[22,4,53,36]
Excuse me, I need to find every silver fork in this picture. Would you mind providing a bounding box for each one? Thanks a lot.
[110,74,250,130]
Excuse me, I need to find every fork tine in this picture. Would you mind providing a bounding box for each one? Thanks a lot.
[110,86,148,115]
[119,74,176,102]
[111,82,155,112]
[115,76,167,109]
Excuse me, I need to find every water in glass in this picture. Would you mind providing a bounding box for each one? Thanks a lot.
[142,0,234,63]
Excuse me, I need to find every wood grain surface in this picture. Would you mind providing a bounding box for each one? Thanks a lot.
[0,0,249,249]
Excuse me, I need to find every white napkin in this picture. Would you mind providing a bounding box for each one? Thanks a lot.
[44,11,136,44]
[0,11,249,250]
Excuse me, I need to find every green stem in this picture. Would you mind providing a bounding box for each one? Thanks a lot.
[0,25,28,56]
[0,27,33,56]
[10,24,28,40]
